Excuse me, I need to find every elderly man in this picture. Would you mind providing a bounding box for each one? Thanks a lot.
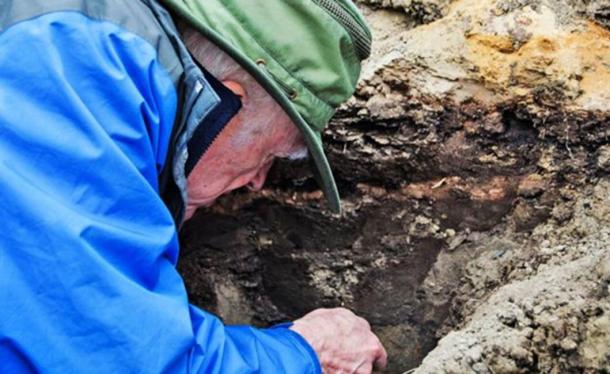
[0,0,386,373]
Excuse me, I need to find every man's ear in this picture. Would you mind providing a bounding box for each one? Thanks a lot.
[221,80,247,100]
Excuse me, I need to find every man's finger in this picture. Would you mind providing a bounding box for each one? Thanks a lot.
[354,361,373,374]
[372,337,388,370]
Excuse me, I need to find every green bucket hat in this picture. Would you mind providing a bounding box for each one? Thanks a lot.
[161,0,372,214]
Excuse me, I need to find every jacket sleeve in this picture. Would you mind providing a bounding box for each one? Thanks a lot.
[0,11,320,374]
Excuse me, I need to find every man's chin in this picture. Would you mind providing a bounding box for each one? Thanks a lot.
[184,198,218,221]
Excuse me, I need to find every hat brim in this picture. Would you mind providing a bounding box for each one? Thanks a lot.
[175,7,342,214]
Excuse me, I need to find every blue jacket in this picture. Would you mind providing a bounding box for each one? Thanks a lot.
[0,0,321,372]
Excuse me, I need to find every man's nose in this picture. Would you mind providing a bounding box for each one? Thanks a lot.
[247,160,273,191]
[247,171,267,191]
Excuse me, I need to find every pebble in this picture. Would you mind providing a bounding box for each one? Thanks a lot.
[596,145,610,172]
[518,174,546,198]
[560,338,578,351]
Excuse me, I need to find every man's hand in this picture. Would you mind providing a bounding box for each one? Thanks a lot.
[290,308,388,373]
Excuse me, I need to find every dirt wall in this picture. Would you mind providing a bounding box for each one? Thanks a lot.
[179,0,610,372]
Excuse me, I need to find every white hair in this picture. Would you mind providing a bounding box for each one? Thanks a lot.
[181,27,308,160]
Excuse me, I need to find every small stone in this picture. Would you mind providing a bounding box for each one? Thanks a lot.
[560,338,578,351]
[356,108,369,117]
[596,145,610,172]
[448,233,467,251]
[257,236,273,247]
[482,112,506,134]
[518,174,546,198]
[551,203,573,223]
[498,310,518,327]
[369,134,391,145]
[464,120,479,135]
[472,362,490,374]
[532,329,546,344]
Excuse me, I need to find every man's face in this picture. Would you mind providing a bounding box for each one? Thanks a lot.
[184,79,306,221]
